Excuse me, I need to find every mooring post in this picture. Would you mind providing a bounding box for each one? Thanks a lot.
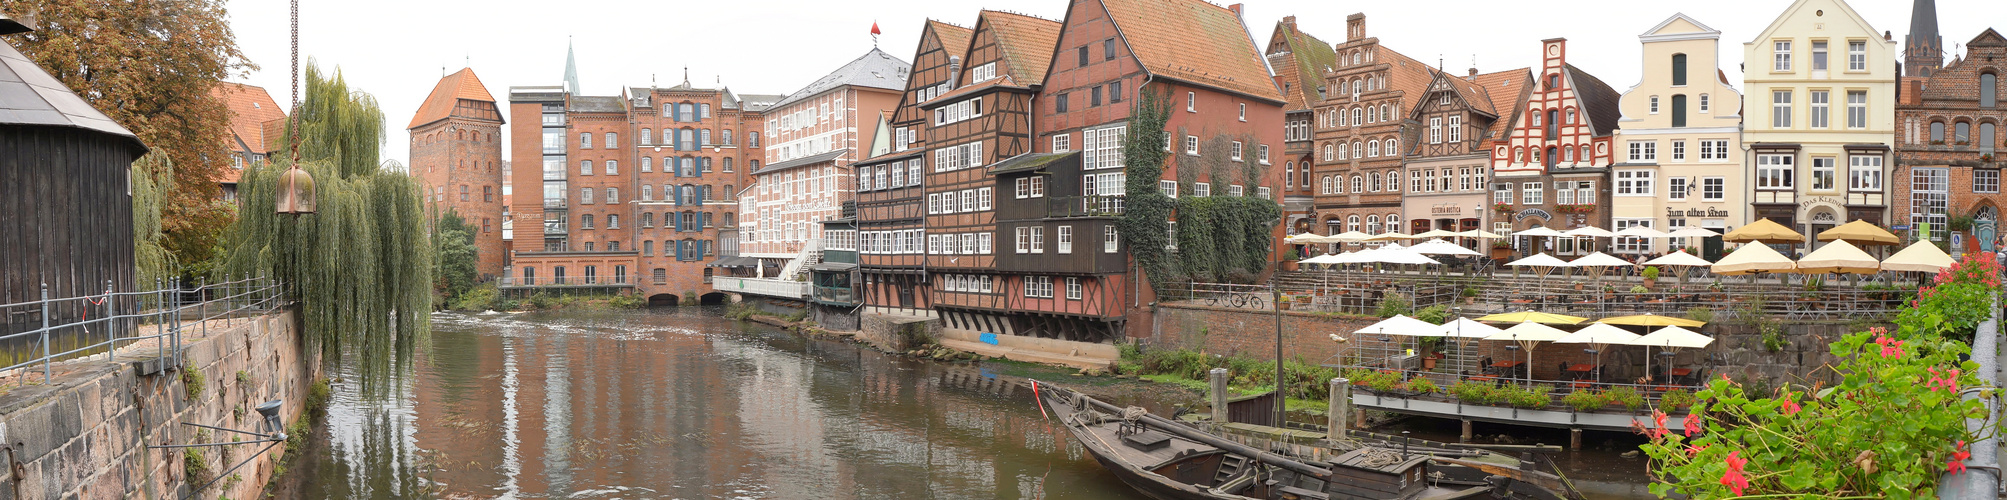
[1209,368,1228,424]
[1570,428,1583,451]
[1461,419,1473,443]
[1327,378,1349,441]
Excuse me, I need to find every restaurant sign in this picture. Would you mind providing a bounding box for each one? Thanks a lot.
[1665,207,1733,218]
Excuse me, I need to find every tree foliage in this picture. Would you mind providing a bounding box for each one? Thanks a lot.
[224,64,430,399]
[1120,86,1176,290]
[1,0,252,276]
[433,209,478,304]
[130,153,176,285]
[1119,86,1279,287]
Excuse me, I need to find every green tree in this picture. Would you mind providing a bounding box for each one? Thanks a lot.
[225,62,430,398]
[1,0,252,277]
[433,210,478,304]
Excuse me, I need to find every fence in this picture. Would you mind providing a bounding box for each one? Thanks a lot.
[0,275,284,385]
[1269,269,1912,321]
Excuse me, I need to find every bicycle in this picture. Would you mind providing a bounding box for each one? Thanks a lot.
[1205,291,1266,309]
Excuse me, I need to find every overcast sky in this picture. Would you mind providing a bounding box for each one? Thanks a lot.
[221,0,2000,167]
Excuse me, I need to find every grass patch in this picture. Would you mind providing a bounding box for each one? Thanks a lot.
[181,364,206,401]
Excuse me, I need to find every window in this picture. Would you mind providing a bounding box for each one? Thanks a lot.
[1448,115,1462,143]
[1616,170,1654,196]
[1614,219,1654,254]
[1193,182,1211,197]
[1811,41,1828,71]
[1980,170,2002,194]
[979,233,993,254]
[1257,187,1271,199]
[606,187,619,204]
[1414,170,1427,192]
[1703,177,1725,201]
[1324,143,1336,161]
[1229,185,1244,197]
[1052,134,1071,153]
[1091,86,1103,106]
[1494,182,1512,204]
[1102,38,1116,60]
[1849,155,1883,191]
[1429,117,1442,144]
[1259,145,1269,164]
[1932,121,1947,143]
[1159,180,1177,197]
[1985,123,1999,154]
[1186,92,1196,112]
[1230,141,1243,161]
[1368,140,1380,157]
[978,188,992,210]
[1366,215,1381,234]
[1984,73,1998,108]
[1627,141,1656,162]
[1552,181,1573,204]
[1351,175,1362,193]
[1701,140,1729,160]
[1522,182,1543,204]
[1184,135,1198,155]
[1957,122,1972,144]
[1700,94,1710,113]
[605,132,618,149]
[1082,125,1126,170]
[1671,141,1686,161]
[1671,54,1688,86]
[1839,90,1867,129]
[1671,94,1688,128]
[605,160,618,175]
[1848,41,1867,71]
[579,132,592,149]
[1773,40,1792,72]
[1104,225,1119,253]
[1030,227,1043,253]
[1811,157,1836,191]
[1368,173,1380,192]
[580,160,592,175]
[580,187,594,204]
[960,189,975,212]
[1055,93,1069,113]
[1077,46,1089,67]
[1110,82,1123,103]
[1756,154,1794,189]
[1912,168,1950,235]
[1810,90,1829,128]
[1649,95,1660,114]
[1065,278,1081,300]
[1238,103,1246,122]
[1772,90,1792,128]
[1058,226,1073,253]
[1025,276,1054,298]
[1668,177,1689,201]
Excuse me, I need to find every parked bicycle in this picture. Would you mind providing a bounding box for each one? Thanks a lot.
[1205,291,1266,309]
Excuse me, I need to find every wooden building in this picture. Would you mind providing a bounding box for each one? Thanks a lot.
[1402,67,1531,248]
[0,15,149,344]
[854,19,971,315]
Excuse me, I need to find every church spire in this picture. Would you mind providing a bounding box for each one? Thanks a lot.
[1905,0,1943,76]
[563,36,581,94]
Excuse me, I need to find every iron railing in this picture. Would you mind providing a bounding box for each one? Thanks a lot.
[1048,195,1124,218]
[1264,269,1914,321]
[495,275,633,287]
[0,275,284,385]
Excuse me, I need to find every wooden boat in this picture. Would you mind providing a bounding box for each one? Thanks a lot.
[1034,381,1574,500]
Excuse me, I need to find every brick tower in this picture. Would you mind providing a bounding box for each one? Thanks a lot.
[409,68,508,279]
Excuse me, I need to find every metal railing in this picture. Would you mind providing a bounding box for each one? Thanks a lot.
[1325,364,1702,411]
[1048,195,1124,218]
[495,276,633,287]
[0,275,284,385]
[713,276,808,299]
[1266,269,1913,321]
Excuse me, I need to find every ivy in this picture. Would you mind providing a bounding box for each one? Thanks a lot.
[1120,87,1176,291]
[1120,86,1278,289]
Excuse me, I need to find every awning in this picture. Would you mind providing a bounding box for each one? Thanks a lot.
[810,262,858,272]
[707,256,757,268]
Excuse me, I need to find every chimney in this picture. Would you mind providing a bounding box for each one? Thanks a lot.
[1468,67,1478,81]
[1346,13,1366,41]
[1885,30,1894,41]
[947,55,963,88]
[1228,3,1243,19]
[1283,15,1296,30]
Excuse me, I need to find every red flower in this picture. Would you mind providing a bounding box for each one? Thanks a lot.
[1686,444,1707,457]
[1780,398,1801,415]
[1683,412,1702,436]
[1721,451,1749,495]
[1950,440,1972,474]
[1928,368,1963,393]
[1874,335,1905,358]
[1637,410,1669,440]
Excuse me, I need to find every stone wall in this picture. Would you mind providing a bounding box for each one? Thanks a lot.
[1142,303,1379,364]
[0,309,318,500]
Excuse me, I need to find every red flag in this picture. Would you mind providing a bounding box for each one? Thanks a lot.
[871,22,881,36]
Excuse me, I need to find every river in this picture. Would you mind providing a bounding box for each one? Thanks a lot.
[272,307,1653,499]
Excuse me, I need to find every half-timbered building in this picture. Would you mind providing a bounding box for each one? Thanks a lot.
[1264,16,1336,247]
[1402,67,1531,252]
[1309,14,1434,245]
[854,20,971,315]
[1489,38,1624,258]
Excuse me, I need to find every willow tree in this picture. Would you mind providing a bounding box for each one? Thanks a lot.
[130,153,178,285]
[225,63,430,398]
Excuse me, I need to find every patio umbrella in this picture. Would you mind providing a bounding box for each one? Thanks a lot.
[1299,253,1347,266]
[1354,314,1441,369]
[1881,239,1957,273]
[1331,231,1375,241]
[1644,249,1713,283]
[1459,230,1504,238]
[1666,226,1723,239]
[1414,229,1462,239]
[1368,232,1416,242]
[1485,322,1574,383]
[1795,239,1881,275]
[1476,310,1588,325]
[1555,323,1642,382]
[1564,226,1616,238]
[1438,318,1504,376]
[1723,218,1804,244]
[1614,226,1672,238]
[1817,219,1900,246]
[1631,326,1716,384]
[1411,239,1482,257]
[1599,314,1706,328]
[1286,233,1328,245]
[1515,227,1566,237]
[1367,245,1442,266]
[1568,252,1637,280]
[1712,243,1797,275]
[1506,253,1573,272]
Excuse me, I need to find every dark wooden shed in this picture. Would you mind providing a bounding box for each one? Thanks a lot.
[0,13,150,362]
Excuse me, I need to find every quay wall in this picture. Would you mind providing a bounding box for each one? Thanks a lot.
[0,309,318,500]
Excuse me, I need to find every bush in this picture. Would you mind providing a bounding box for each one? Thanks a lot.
[1405,377,1440,394]
[1563,389,1605,412]
[1659,388,1696,410]
[1375,292,1413,318]
[1449,381,1502,405]
[1507,384,1554,409]
[527,292,556,310]
[1684,307,1715,323]
[606,294,646,309]
[449,284,501,311]
[1604,385,1645,411]
[1365,373,1404,393]
[1413,305,1451,325]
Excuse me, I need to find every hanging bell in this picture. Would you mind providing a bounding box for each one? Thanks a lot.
[274,165,317,215]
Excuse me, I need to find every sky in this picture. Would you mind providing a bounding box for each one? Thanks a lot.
[221,0,2003,167]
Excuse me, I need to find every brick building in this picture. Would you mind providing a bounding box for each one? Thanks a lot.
[1402,67,1530,251]
[1309,14,1437,245]
[1489,38,1624,257]
[1263,16,1335,243]
[1892,28,2006,254]
[211,82,285,201]
[409,68,507,279]
[505,48,773,304]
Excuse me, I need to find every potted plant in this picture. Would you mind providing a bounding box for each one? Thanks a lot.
[1418,336,1444,370]
[1629,285,1650,294]
[1563,389,1605,412]
[1282,248,1302,272]
[1573,280,1586,291]
[1489,240,1513,260]
[1641,266,1661,289]
[1405,377,1441,395]
[1494,202,1513,214]
[1461,285,1480,304]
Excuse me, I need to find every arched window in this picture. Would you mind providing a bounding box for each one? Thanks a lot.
[1981,122,1997,152]
[1514,148,1525,163]
[1381,104,1392,122]
[1322,175,1333,194]
[1531,148,1542,165]
[1580,145,1592,162]
[1982,73,1997,108]
[640,212,654,227]
[641,128,652,145]
[580,160,592,175]
[1671,54,1688,86]
[748,131,761,148]
[1368,140,1380,157]
[1387,138,1399,155]
[641,185,653,201]
[1347,215,1361,233]
[1932,121,1947,143]
[1351,175,1363,193]
[1323,143,1334,161]
[1956,121,1972,144]
[1387,171,1400,192]
[1367,106,1377,123]
[641,157,653,172]
[1353,141,1364,158]
[1564,146,1575,162]
[1351,107,1361,124]
[579,133,592,148]
[1366,215,1381,234]
[1386,214,1400,233]
[722,129,734,145]
[1286,163,1295,188]
[680,103,696,122]
[1370,172,1382,192]
[1338,143,1348,160]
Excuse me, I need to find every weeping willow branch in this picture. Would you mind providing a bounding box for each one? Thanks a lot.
[131,153,178,285]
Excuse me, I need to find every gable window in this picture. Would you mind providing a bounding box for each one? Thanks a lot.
[1699,94,1710,113]
[1773,40,1792,72]
[1238,103,1246,122]
[1187,92,1196,112]
[1811,41,1828,71]
[1447,115,1462,143]
[1077,46,1089,67]
[1649,96,1660,114]
[1429,117,1442,144]
[1091,86,1103,106]
[1103,38,1116,60]
[1983,73,1998,108]
[1848,40,1867,71]
[1772,90,1792,128]
[1671,54,1688,86]
[1056,93,1069,113]
[1109,82,1124,103]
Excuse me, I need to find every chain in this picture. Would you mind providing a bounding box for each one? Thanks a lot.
[289,0,299,164]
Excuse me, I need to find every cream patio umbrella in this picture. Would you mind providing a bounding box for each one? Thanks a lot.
[1712,243,1797,275]
[1816,219,1901,246]
[1615,226,1672,239]
[1459,229,1504,238]
[1644,250,1713,283]
[1411,239,1483,257]
[1437,317,1504,376]
[1353,315,1443,369]
[1631,326,1717,384]
[1554,323,1643,382]
[1795,239,1881,275]
[1515,227,1566,237]
[1476,310,1588,325]
[1484,322,1575,383]
[1564,226,1616,238]
[1414,229,1463,239]
[1723,218,1804,244]
[1568,251,1637,280]
[1666,226,1723,238]
[1881,239,1957,273]
[1368,232,1417,243]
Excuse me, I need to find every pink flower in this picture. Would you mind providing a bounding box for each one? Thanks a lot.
[1928,368,1963,393]
[1950,440,1971,474]
[1721,451,1749,495]
[1874,335,1905,358]
[1683,412,1702,436]
[1780,398,1801,416]
[1637,410,1670,440]
[1686,444,1707,457]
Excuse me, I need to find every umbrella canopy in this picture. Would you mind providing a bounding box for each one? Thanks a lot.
[1506,253,1573,268]
[1437,317,1503,339]
[1568,251,1636,268]
[1795,239,1881,274]
[1366,246,1442,265]
[1632,326,1715,349]
[1599,314,1706,328]
[1368,232,1416,242]
[1615,226,1672,238]
[1555,323,1643,346]
[1477,310,1587,325]
[1882,239,1957,273]
[1459,229,1504,238]
[1723,218,1803,244]
[1516,226,1566,237]
[1411,239,1482,256]
[1299,253,1347,265]
[1353,315,1442,337]
[1326,251,1376,265]
[1817,219,1900,246]
[1643,251,1712,267]
[1666,226,1723,238]
[1414,229,1462,239]
[1330,231,1375,242]
[1713,243,1797,275]
[1286,233,1328,244]
[1485,321,1575,342]
[1564,226,1616,238]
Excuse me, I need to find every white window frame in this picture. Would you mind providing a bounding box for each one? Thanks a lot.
[1849,155,1883,192]
[1052,133,1071,153]
[1627,140,1656,162]
[1104,225,1119,253]
[1616,170,1654,196]
[1522,182,1543,205]
[1058,225,1073,254]
[1756,154,1794,190]
[1702,177,1726,201]
[1065,278,1082,300]
[1773,40,1792,72]
[1811,157,1837,191]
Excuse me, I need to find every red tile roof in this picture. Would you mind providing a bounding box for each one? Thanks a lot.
[210,81,285,155]
[408,68,497,130]
[1375,47,1438,116]
[931,20,975,64]
[1099,0,1283,102]
[979,10,1062,86]
[1472,69,1532,148]
[1264,19,1337,112]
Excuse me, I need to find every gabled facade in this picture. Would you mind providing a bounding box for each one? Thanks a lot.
[1613,14,1746,259]
[1264,15,1336,240]
[1742,0,1898,249]
[1025,0,1285,341]
[853,19,972,315]
[211,81,285,201]
[1402,67,1530,251]
[1309,14,1435,243]
[409,68,507,278]
[1893,28,2007,252]
[1489,38,1624,257]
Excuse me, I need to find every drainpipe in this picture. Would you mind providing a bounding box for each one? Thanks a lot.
[1942,290,2002,499]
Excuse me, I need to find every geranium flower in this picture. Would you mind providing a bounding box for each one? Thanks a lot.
[1927,368,1962,393]
[1721,451,1749,495]
[1780,398,1801,415]
[1686,444,1706,457]
[1683,412,1702,436]
[1950,440,1971,474]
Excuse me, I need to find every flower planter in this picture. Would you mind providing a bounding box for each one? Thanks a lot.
[1490,247,1513,260]
[1422,357,1438,370]
[1281,260,1300,272]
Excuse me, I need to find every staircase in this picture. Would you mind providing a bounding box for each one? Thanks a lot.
[1213,454,1249,484]
[779,239,823,282]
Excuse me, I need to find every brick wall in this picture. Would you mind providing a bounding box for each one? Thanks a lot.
[410,119,508,279]
[1142,303,1376,364]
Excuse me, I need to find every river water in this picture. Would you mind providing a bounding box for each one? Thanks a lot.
[274,307,1652,499]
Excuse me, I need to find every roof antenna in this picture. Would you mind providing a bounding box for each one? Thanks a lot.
[682,66,690,87]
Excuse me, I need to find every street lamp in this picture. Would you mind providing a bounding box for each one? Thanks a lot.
[150,400,288,498]
[274,164,316,215]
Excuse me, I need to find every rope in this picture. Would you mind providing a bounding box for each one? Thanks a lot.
[1121,406,1147,421]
